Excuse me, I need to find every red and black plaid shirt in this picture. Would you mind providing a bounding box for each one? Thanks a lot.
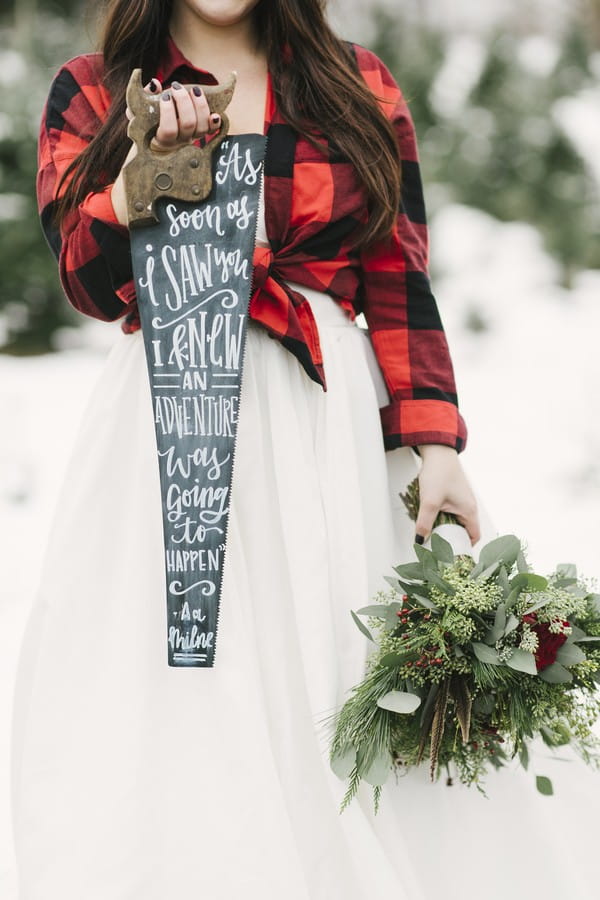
[37,34,467,453]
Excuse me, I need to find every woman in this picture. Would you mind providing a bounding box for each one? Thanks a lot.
[10,0,487,897]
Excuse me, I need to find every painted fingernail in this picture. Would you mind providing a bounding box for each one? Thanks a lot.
[415,534,425,544]
[171,81,182,90]
[211,113,220,123]
[161,91,171,101]
[149,79,159,93]
[192,85,202,97]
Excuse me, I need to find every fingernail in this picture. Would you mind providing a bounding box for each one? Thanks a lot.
[171,81,182,90]
[211,113,220,123]
[192,85,202,97]
[161,91,171,101]
[415,534,425,545]
[149,79,159,93]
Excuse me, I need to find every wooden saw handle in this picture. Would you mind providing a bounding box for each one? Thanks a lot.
[123,68,236,228]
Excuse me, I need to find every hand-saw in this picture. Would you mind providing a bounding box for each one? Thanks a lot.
[123,68,267,667]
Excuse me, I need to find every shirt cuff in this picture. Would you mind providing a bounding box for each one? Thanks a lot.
[380,397,468,454]
[115,280,137,305]
[80,184,128,234]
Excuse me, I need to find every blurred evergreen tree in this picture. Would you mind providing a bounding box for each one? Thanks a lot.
[0,5,90,354]
[370,6,600,286]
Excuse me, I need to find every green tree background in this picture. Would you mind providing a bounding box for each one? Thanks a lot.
[0,0,598,354]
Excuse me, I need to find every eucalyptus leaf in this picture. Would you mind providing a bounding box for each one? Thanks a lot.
[383,575,402,591]
[471,642,501,665]
[510,573,548,593]
[571,635,600,643]
[350,609,375,643]
[384,604,405,629]
[484,626,503,645]
[565,625,587,642]
[536,775,553,796]
[356,604,389,618]
[587,594,600,615]
[505,649,538,675]
[396,579,423,596]
[376,690,422,714]
[486,604,507,643]
[393,562,426,581]
[505,587,522,611]
[498,565,511,597]
[430,532,455,564]
[522,595,554,615]
[474,560,502,583]
[504,614,520,636]
[556,563,577,580]
[539,725,557,746]
[495,603,507,631]
[516,549,530,574]
[518,742,530,770]
[412,593,440,612]
[425,570,456,596]
[380,652,409,668]
[414,544,438,569]
[552,577,578,589]
[538,662,573,684]
[555,643,586,666]
[330,745,357,779]
[473,535,521,577]
[362,752,392,787]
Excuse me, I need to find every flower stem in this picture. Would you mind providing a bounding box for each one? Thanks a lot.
[399,476,461,528]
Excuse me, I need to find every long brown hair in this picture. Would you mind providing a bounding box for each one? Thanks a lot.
[55,0,402,249]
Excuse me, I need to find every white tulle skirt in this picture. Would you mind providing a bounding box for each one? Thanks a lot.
[10,285,600,900]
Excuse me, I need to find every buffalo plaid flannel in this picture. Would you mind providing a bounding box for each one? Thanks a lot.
[37,34,468,453]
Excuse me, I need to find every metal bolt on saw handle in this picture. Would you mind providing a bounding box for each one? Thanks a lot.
[123,67,236,228]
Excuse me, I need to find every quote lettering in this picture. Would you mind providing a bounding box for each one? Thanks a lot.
[130,135,267,666]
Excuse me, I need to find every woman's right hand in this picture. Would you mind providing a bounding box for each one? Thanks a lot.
[141,78,222,151]
[111,77,222,226]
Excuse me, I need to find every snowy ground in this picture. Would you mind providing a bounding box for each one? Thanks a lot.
[1,207,599,894]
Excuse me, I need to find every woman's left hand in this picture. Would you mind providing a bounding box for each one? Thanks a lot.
[414,444,481,546]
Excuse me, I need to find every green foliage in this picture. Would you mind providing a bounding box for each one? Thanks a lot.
[0,6,90,354]
[370,6,600,284]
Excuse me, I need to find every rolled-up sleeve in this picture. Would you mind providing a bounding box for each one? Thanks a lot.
[36,59,137,320]
[356,46,468,454]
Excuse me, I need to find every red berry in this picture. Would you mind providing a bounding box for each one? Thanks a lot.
[396,611,403,617]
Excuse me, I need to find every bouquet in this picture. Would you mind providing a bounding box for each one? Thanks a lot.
[326,477,600,814]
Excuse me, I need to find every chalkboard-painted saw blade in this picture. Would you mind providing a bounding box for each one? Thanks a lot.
[123,68,267,667]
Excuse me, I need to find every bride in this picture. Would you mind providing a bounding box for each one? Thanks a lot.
[11,1,600,898]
